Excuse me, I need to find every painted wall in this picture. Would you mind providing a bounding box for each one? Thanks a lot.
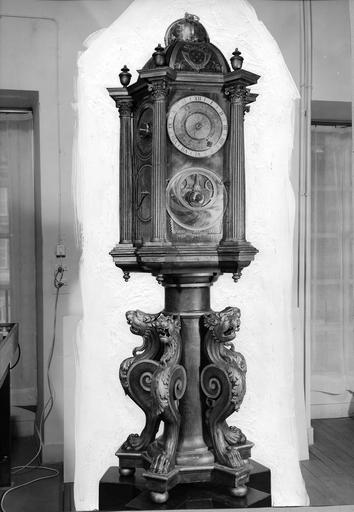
[312,0,351,102]
[0,0,132,461]
[74,0,309,509]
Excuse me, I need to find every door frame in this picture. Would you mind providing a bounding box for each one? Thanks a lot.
[0,90,43,437]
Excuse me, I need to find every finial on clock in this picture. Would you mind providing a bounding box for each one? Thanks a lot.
[230,48,244,70]
[119,65,132,87]
[232,271,242,283]
[123,271,131,282]
[152,44,166,67]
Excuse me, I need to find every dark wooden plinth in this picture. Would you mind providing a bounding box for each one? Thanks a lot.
[99,461,271,510]
[0,324,18,488]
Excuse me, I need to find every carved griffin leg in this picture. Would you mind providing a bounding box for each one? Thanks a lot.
[147,314,186,475]
[118,310,162,453]
[201,307,248,469]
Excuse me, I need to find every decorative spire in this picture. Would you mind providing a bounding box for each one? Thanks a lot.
[152,44,166,67]
[230,48,244,70]
[119,65,132,87]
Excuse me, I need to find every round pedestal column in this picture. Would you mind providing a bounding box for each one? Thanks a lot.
[163,273,215,466]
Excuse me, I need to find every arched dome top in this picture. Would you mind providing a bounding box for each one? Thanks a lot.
[164,13,210,45]
[142,14,230,74]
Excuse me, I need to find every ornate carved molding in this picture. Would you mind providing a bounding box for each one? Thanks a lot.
[201,307,248,468]
[224,85,252,111]
[148,80,169,101]
[117,99,134,117]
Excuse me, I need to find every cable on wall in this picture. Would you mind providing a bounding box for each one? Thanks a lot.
[0,267,65,512]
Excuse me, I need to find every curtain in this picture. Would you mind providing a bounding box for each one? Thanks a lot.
[311,125,354,399]
[0,112,37,405]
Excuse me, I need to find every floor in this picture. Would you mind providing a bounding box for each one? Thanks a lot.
[0,436,62,512]
[1,418,354,511]
[300,417,354,506]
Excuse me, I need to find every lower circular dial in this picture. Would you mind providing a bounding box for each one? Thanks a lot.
[166,167,226,231]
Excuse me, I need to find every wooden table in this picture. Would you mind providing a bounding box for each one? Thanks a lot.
[0,323,18,487]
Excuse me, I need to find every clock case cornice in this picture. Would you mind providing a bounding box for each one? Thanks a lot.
[108,42,260,283]
[108,67,259,99]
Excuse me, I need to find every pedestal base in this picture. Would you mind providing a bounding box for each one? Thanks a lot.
[99,461,271,510]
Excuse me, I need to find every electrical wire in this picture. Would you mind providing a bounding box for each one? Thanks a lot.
[0,268,65,512]
[9,344,21,370]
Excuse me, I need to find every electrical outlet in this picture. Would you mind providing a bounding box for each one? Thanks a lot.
[56,243,66,258]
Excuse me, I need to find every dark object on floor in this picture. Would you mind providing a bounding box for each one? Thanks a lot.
[99,461,271,510]
[0,323,18,487]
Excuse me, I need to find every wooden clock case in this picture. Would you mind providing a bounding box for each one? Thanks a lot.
[101,13,271,508]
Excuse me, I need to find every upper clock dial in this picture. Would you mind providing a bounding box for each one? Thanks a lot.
[167,95,228,158]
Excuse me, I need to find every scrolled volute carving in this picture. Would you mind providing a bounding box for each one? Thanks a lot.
[119,309,160,389]
[147,313,186,475]
[118,310,186,471]
[201,307,248,468]
[117,98,134,117]
[118,310,162,453]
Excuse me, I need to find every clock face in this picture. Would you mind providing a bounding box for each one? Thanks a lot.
[167,95,228,158]
[166,167,226,231]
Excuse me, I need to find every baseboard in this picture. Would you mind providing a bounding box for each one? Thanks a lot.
[311,402,351,419]
[10,387,37,405]
[64,482,75,511]
[42,442,63,463]
[307,425,314,446]
[11,405,35,437]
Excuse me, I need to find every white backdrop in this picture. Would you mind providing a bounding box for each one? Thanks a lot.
[74,0,309,508]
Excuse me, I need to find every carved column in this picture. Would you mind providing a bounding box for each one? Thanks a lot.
[164,275,215,467]
[117,98,134,244]
[150,80,168,243]
[223,85,247,242]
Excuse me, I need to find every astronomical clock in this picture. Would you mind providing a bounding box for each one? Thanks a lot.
[102,13,270,508]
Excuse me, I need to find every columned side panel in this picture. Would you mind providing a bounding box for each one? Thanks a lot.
[117,98,134,244]
[224,85,246,242]
[150,80,168,243]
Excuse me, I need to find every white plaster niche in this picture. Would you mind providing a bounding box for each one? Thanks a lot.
[74,0,309,509]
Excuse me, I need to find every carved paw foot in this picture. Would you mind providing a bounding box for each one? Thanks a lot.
[224,426,247,446]
[225,447,243,468]
[149,453,171,474]
[121,433,141,451]
[230,484,248,497]
[146,437,163,459]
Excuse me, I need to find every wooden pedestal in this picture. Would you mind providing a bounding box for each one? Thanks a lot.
[104,274,266,504]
